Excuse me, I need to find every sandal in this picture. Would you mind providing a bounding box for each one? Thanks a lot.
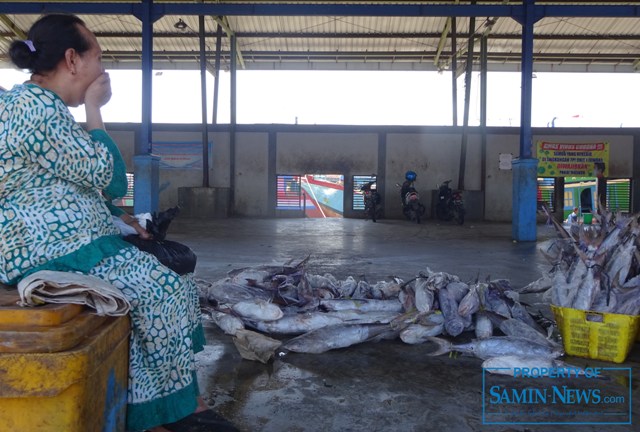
[162,409,240,432]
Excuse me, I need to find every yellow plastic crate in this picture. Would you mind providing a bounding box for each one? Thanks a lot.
[0,315,130,431]
[551,305,640,363]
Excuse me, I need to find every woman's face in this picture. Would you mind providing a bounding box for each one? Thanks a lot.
[70,25,104,106]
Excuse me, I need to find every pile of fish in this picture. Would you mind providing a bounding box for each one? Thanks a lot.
[197,255,570,373]
[523,207,640,316]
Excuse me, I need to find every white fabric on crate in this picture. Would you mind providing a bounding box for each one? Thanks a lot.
[17,270,130,316]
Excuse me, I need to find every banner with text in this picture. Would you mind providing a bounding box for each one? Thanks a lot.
[536,141,609,177]
[152,141,213,170]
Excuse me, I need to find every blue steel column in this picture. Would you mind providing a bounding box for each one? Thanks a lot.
[212,24,223,125]
[134,0,160,214]
[450,18,457,127]
[199,15,210,188]
[512,0,538,241]
[229,35,237,214]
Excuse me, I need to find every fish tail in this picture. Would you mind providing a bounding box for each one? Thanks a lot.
[424,336,453,356]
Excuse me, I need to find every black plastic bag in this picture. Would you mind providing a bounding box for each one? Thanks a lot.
[124,236,197,275]
[146,206,181,241]
[123,206,197,275]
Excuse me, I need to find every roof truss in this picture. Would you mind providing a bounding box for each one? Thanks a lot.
[0,2,638,72]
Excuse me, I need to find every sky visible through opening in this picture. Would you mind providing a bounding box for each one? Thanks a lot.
[1,68,638,127]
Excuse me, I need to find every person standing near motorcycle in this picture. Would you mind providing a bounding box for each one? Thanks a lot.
[436,179,465,225]
[400,170,417,208]
[360,175,381,222]
[399,170,425,223]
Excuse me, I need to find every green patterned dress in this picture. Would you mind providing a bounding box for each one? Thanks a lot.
[0,84,205,431]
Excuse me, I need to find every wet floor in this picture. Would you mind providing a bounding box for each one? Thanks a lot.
[168,217,640,432]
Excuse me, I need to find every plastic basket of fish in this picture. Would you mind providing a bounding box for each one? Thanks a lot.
[551,305,640,363]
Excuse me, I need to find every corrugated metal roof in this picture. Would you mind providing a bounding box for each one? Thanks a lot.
[0,1,638,72]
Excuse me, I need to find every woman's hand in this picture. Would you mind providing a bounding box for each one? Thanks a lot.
[85,72,112,108]
[120,214,152,240]
[84,73,111,130]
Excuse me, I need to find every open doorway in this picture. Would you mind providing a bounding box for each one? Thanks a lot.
[300,174,344,218]
[276,174,344,218]
[564,177,630,219]
[537,177,631,221]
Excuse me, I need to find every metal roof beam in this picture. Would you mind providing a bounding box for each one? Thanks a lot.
[98,49,640,63]
[433,0,459,69]
[0,3,139,15]
[0,3,638,19]
[39,31,638,43]
[236,32,640,41]
[0,14,26,39]
[157,4,640,19]
[1,30,634,44]
[213,15,245,69]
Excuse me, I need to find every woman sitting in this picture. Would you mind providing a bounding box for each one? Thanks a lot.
[0,13,237,432]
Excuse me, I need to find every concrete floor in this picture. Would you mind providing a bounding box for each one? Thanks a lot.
[168,217,639,432]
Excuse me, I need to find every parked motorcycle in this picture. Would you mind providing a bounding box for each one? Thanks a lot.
[435,179,465,225]
[360,180,382,222]
[398,171,426,224]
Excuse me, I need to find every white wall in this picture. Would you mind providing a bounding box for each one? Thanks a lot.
[107,124,637,220]
[485,134,519,221]
[277,132,378,173]
[235,132,269,216]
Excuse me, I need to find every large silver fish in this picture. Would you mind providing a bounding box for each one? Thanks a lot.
[247,309,399,335]
[597,217,633,257]
[563,257,588,307]
[423,269,459,291]
[425,336,564,360]
[281,323,390,354]
[232,298,284,321]
[227,256,309,285]
[247,312,345,335]
[622,272,640,289]
[400,313,444,345]
[572,260,600,311]
[548,262,568,308]
[370,278,403,300]
[612,292,640,315]
[323,309,402,324]
[352,280,372,299]
[318,298,404,313]
[398,285,416,312]
[446,281,470,303]
[499,318,558,348]
[414,277,435,313]
[306,273,339,291]
[517,273,553,294]
[484,285,512,318]
[400,321,444,344]
[458,284,480,317]
[335,276,358,298]
[208,310,245,335]
[506,299,546,334]
[206,279,272,306]
[474,310,494,339]
[437,287,466,337]
[605,234,636,287]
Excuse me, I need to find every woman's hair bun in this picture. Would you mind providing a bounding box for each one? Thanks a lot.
[9,39,35,70]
